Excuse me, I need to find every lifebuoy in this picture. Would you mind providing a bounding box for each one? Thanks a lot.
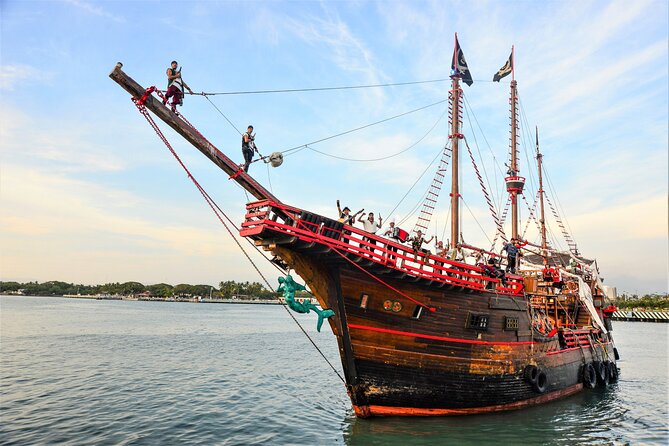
[533,370,548,393]
[594,361,609,386]
[524,365,539,384]
[582,363,597,389]
[607,361,619,383]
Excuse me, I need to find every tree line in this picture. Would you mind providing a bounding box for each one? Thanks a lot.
[0,280,299,299]
[615,293,668,310]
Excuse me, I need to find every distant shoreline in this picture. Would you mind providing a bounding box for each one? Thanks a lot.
[1,294,282,305]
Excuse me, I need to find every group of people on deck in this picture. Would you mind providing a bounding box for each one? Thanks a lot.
[334,198,532,285]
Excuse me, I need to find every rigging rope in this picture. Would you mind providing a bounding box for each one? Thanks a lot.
[520,191,541,239]
[463,136,506,244]
[544,167,579,253]
[186,77,453,96]
[462,96,503,211]
[275,98,449,157]
[303,105,449,162]
[387,144,446,227]
[490,196,511,250]
[461,197,494,246]
[545,192,578,255]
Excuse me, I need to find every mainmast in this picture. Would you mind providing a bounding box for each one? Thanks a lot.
[505,46,525,240]
[449,33,468,250]
[536,127,548,264]
[449,74,462,250]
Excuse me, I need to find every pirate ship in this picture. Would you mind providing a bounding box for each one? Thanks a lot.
[109,35,619,417]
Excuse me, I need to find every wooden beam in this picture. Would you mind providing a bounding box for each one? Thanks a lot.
[108,62,279,203]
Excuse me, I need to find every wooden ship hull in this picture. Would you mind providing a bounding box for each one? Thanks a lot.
[240,201,618,417]
[109,51,619,418]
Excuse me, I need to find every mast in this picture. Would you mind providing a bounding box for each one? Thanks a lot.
[536,127,548,264]
[505,46,524,240]
[449,35,464,250]
[449,78,462,249]
[108,63,279,203]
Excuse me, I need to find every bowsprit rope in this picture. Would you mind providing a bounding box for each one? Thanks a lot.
[132,92,345,384]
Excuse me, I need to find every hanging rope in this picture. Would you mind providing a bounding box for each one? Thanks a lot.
[132,94,344,383]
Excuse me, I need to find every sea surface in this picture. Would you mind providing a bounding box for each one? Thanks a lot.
[1,296,667,445]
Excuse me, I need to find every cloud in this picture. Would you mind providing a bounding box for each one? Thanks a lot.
[0,105,128,173]
[0,64,52,90]
[63,0,125,23]
[0,164,275,285]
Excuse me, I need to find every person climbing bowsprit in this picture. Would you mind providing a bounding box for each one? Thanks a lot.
[163,60,193,112]
[241,125,260,173]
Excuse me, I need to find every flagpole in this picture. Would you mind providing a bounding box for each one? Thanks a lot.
[511,45,515,82]
[453,32,458,68]
[450,32,462,250]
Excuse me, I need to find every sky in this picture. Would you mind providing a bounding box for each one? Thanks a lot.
[1,0,667,295]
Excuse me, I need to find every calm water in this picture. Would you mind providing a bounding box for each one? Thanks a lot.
[1,296,667,445]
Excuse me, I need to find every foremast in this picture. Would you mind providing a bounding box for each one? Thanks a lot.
[536,127,548,264]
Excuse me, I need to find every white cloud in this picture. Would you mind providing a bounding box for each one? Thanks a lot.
[0,164,275,285]
[63,0,125,23]
[0,64,52,90]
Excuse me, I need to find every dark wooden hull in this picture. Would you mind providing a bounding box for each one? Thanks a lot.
[274,247,616,418]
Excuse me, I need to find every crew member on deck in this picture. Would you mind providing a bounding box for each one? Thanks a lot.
[241,125,259,173]
[358,212,382,252]
[408,230,434,268]
[163,60,193,112]
[502,238,519,274]
[336,200,363,226]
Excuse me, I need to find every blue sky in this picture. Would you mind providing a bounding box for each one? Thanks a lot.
[1,0,667,295]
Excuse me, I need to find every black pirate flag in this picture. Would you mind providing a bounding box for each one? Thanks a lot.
[451,35,473,86]
[493,51,513,82]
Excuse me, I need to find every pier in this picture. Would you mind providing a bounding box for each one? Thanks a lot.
[611,310,669,323]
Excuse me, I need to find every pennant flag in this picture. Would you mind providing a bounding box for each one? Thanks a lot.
[451,35,473,86]
[493,51,513,82]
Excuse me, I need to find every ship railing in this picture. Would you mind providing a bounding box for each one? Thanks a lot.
[241,200,524,295]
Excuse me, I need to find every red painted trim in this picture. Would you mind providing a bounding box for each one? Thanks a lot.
[353,383,583,417]
[546,347,581,355]
[348,323,535,346]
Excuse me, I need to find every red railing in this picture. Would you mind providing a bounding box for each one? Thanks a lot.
[240,200,524,296]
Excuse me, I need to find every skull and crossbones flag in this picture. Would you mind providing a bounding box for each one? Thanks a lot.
[451,35,473,86]
[493,51,513,82]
